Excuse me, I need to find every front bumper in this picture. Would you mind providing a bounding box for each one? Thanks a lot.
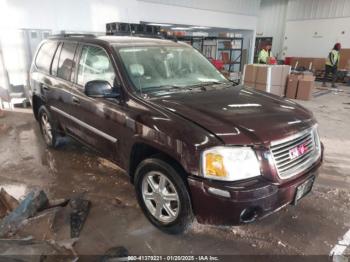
[187,156,322,225]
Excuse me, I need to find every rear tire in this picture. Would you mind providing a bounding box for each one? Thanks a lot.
[134,158,193,234]
[38,106,61,148]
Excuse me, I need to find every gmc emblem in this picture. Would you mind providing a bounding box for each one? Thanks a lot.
[289,144,308,160]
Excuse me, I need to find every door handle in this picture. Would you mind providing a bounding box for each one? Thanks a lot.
[72,96,80,104]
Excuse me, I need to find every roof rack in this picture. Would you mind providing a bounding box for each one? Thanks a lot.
[49,33,96,38]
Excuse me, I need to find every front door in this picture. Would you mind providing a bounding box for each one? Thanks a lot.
[72,44,121,159]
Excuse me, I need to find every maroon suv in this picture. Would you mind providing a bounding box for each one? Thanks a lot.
[30,35,323,234]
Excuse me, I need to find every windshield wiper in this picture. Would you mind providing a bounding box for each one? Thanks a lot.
[187,81,224,91]
[143,85,189,94]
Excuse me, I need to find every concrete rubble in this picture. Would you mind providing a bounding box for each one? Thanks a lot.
[0,188,19,218]
[0,188,97,261]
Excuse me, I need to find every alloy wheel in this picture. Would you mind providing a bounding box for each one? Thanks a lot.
[41,112,53,145]
[141,171,180,224]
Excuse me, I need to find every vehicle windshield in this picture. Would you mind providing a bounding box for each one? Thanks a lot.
[115,45,229,93]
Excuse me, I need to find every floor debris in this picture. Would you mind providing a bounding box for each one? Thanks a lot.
[0,238,74,259]
[0,188,19,218]
[101,246,129,262]
[0,189,91,259]
[0,190,48,237]
[70,197,91,238]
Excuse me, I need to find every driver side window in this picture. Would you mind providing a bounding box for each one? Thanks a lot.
[77,45,115,87]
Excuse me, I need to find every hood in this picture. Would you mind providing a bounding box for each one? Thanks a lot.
[148,86,315,145]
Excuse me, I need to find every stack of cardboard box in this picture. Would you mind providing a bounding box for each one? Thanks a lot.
[339,49,350,71]
[290,57,325,71]
[286,73,315,101]
[243,64,291,97]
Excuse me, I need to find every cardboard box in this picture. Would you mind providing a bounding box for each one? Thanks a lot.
[243,64,291,97]
[243,64,258,83]
[280,65,291,88]
[255,83,285,96]
[255,65,291,86]
[254,83,267,92]
[255,66,269,84]
[339,49,350,70]
[270,85,286,97]
[290,57,326,71]
[312,58,326,71]
[296,75,315,101]
[244,81,256,89]
[286,74,301,99]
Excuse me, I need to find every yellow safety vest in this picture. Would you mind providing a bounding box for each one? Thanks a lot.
[258,49,272,64]
[326,50,340,67]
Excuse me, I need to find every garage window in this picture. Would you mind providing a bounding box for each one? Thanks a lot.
[57,42,77,81]
[35,41,58,74]
[77,46,115,87]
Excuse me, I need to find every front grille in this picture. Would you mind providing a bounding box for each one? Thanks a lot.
[270,128,318,179]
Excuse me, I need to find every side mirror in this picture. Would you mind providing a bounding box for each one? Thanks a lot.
[84,80,120,98]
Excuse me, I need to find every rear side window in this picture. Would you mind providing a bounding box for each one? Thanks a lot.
[57,42,77,81]
[35,41,58,74]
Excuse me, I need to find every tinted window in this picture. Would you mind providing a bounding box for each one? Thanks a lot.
[57,42,77,81]
[77,46,115,87]
[35,41,58,73]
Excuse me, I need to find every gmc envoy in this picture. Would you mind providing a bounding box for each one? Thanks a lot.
[30,35,323,234]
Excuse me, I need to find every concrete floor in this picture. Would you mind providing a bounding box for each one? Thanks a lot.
[0,84,350,258]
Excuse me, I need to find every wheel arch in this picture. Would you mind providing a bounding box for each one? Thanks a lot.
[32,95,45,121]
[128,142,190,185]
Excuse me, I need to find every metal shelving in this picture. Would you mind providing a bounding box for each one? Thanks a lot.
[202,37,244,73]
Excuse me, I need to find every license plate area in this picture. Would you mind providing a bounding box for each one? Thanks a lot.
[292,176,315,205]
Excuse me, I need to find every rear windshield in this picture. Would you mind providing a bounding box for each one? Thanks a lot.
[35,41,58,74]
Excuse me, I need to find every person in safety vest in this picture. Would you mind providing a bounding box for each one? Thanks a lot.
[258,42,274,64]
[323,43,341,88]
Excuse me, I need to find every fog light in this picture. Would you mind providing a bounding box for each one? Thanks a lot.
[207,187,231,198]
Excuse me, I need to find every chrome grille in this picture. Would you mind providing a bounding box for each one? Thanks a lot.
[271,128,318,179]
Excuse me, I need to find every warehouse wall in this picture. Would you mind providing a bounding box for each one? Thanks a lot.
[284,0,350,57]
[287,0,350,20]
[0,0,260,94]
[257,0,350,58]
[0,0,260,32]
[284,17,350,57]
[256,0,288,58]
[139,0,261,16]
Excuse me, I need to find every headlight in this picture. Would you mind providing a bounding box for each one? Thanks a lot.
[201,147,261,181]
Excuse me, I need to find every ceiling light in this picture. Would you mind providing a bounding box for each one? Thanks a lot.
[171,27,191,31]
[147,23,173,27]
[190,26,211,29]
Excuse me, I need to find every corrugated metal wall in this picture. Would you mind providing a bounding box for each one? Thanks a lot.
[256,0,288,57]
[287,0,350,20]
[138,0,261,16]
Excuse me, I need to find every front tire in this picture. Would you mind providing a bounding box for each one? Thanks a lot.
[134,158,193,234]
[38,106,60,148]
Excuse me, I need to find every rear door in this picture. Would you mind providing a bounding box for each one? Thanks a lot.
[48,41,81,136]
[30,40,59,110]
